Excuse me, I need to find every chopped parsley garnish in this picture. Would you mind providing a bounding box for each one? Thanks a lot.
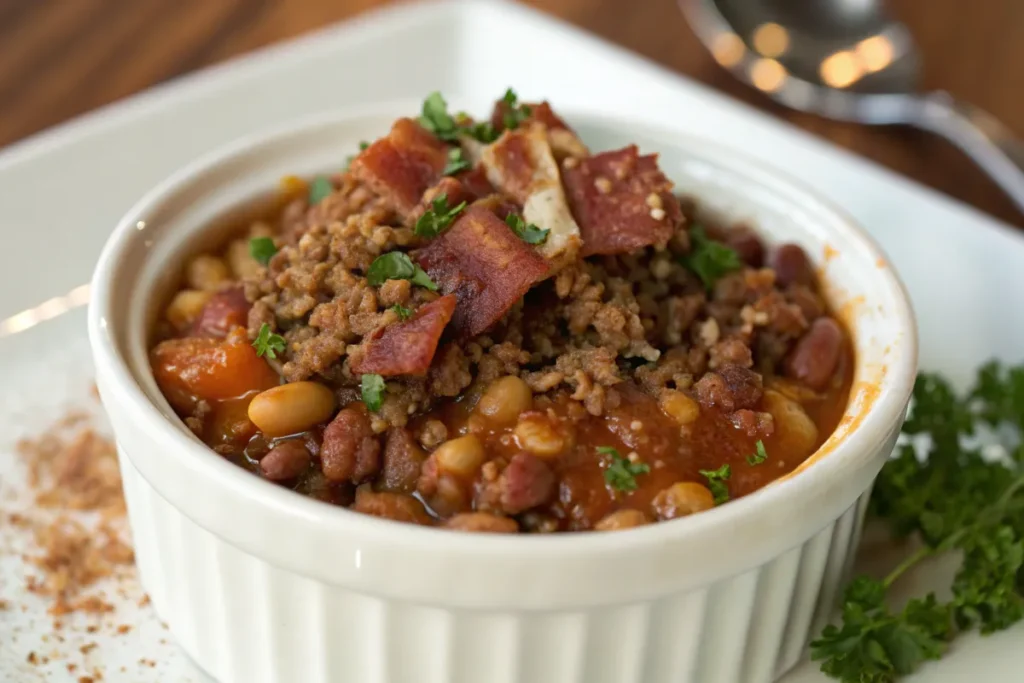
[252,323,286,359]
[746,440,768,466]
[681,226,742,289]
[360,373,386,412]
[442,147,471,176]
[418,91,460,142]
[599,446,650,493]
[500,87,532,130]
[811,362,1024,682]
[465,120,499,143]
[505,213,549,245]
[414,193,467,238]
[366,251,437,291]
[249,237,277,266]
[308,176,333,205]
[698,464,731,505]
[390,304,412,321]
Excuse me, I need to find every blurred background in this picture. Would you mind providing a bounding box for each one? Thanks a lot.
[1,0,1022,226]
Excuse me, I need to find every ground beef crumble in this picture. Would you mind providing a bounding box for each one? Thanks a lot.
[233,183,822,430]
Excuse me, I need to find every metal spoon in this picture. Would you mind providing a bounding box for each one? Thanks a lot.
[681,0,1024,212]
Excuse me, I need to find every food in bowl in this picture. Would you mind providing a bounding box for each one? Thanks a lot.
[149,90,853,533]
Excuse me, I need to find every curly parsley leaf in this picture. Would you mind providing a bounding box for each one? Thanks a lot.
[361,373,386,412]
[972,360,1024,434]
[952,525,1024,633]
[442,147,471,176]
[390,304,412,321]
[698,464,731,505]
[747,440,768,466]
[252,323,286,359]
[599,447,650,493]
[249,237,277,266]
[414,193,466,238]
[465,120,499,143]
[366,252,437,291]
[681,226,742,289]
[419,91,460,142]
[500,87,533,130]
[811,578,950,683]
[308,176,333,205]
[816,362,1024,682]
[505,213,549,245]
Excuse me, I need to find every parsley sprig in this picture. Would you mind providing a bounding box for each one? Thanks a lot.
[599,446,650,493]
[419,92,461,142]
[812,363,1024,682]
[505,213,549,245]
[414,193,466,238]
[747,440,768,466]
[366,252,437,291]
[699,464,731,504]
[442,147,471,176]
[361,373,386,412]
[390,304,412,321]
[249,237,277,266]
[308,176,333,205]
[499,88,532,130]
[681,226,742,289]
[252,323,286,359]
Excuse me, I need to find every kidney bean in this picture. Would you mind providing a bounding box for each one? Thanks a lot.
[379,428,426,494]
[260,440,311,481]
[321,406,381,483]
[499,453,556,515]
[771,244,814,287]
[191,287,251,338]
[724,225,765,267]
[784,317,844,391]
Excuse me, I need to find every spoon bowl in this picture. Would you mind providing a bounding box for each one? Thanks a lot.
[681,0,1024,211]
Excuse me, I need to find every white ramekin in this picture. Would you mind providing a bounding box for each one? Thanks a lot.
[89,104,917,683]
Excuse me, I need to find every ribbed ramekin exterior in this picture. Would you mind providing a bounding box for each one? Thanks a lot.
[120,449,867,683]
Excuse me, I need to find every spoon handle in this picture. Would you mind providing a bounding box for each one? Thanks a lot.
[911,92,1024,213]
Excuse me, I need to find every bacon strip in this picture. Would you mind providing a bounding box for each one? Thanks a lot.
[415,206,549,338]
[409,166,494,225]
[349,118,449,219]
[350,295,457,376]
[480,124,582,270]
[562,145,681,256]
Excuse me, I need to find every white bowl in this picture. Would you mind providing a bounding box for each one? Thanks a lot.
[88,104,917,683]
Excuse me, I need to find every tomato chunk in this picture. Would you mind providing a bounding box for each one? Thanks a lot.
[151,336,279,413]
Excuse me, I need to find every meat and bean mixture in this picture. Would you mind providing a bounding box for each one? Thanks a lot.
[150,90,853,533]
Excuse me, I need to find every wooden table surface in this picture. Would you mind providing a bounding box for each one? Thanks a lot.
[2,0,1023,227]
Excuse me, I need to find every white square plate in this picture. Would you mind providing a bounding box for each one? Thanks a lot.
[0,1,1021,681]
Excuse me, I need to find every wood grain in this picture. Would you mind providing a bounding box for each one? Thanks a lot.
[1,0,1022,226]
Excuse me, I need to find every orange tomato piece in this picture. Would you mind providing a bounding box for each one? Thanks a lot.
[206,394,260,447]
[151,337,279,413]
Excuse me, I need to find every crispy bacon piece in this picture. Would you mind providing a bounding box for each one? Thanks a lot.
[410,166,495,225]
[562,145,681,256]
[480,124,582,270]
[490,100,589,160]
[349,118,449,219]
[350,295,457,376]
[415,206,549,338]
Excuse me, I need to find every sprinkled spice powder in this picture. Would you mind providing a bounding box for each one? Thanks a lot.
[14,418,134,617]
